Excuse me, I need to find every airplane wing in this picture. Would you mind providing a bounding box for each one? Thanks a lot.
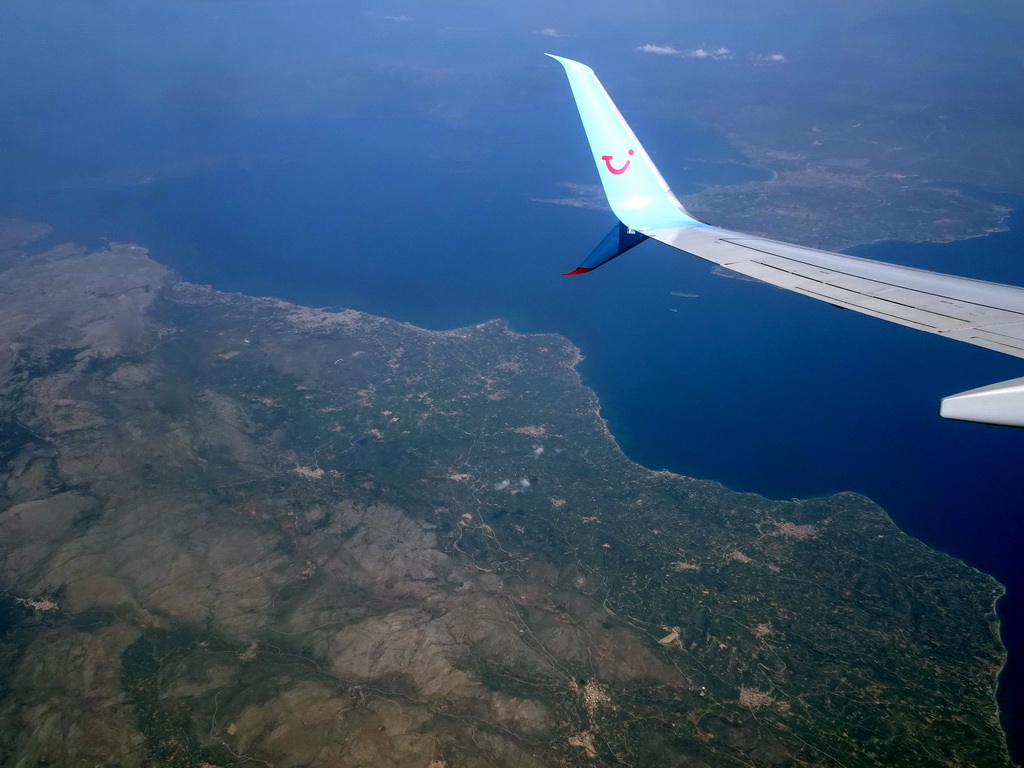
[548,54,1024,428]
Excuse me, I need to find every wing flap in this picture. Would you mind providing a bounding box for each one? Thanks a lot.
[947,328,1024,355]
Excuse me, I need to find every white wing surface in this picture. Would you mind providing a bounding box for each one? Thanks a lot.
[548,54,1024,428]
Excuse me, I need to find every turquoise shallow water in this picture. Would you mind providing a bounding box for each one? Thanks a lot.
[3,105,1024,760]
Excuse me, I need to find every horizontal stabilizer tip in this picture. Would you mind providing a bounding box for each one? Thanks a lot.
[562,267,593,276]
[940,376,1024,428]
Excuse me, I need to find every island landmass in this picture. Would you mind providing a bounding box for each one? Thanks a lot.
[0,220,1010,767]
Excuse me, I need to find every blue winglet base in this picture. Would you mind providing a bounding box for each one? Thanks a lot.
[563,221,649,275]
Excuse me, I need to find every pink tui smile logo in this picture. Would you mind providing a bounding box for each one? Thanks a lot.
[601,149,634,175]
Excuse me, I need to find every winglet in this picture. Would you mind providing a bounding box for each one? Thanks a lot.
[563,221,649,275]
[547,54,703,232]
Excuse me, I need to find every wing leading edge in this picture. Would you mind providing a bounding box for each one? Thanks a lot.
[548,54,1024,428]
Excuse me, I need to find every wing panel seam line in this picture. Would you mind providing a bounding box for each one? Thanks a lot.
[791,286,940,329]
[721,239,1024,319]
[748,259,962,327]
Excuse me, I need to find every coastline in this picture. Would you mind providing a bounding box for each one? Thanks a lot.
[175,245,1015,762]
[3,192,1022,760]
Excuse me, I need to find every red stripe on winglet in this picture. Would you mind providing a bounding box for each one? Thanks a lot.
[562,267,593,276]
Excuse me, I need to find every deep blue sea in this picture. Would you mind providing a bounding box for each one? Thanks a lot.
[3,98,1023,761]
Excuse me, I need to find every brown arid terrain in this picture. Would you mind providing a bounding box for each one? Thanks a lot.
[0,219,1011,767]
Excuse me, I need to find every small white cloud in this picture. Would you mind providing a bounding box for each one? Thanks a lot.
[637,44,684,56]
[494,480,510,491]
[383,14,414,22]
[536,28,571,38]
[750,52,788,64]
[638,44,733,60]
[683,46,732,60]
[519,478,531,488]
[532,445,545,458]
